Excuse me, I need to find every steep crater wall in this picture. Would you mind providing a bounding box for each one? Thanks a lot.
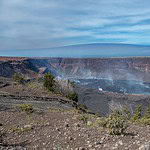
[1,57,150,81]
[1,57,150,115]
[42,57,150,82]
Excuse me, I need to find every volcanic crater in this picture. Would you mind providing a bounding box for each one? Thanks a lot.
[0,57,150,115]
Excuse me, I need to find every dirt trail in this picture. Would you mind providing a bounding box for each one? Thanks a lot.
[0,94,73,111]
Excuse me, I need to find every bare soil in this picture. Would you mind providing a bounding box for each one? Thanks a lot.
[0,77,150,150]
[1,107,150,150]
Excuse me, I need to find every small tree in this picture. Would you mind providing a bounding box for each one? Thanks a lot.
[12,73,25,84]
[67,92,78,103]
[43,73,55,92]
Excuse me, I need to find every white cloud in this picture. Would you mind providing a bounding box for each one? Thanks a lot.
[1,0,150,50]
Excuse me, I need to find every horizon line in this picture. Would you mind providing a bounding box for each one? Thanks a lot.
[1,42,150,51]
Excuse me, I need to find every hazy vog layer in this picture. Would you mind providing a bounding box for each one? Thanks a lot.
[1,43,150,57]
[76,79,150,95]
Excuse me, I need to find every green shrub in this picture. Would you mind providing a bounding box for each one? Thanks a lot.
[10,125,33,133]
[19,104,33,114]
[18,104,33,125]
[131,105,142,121]
[67,92,78,103]
[77,104,89,113]
[12,73,25,84]
[128,105,150,125]
[43,73,55,92]
[101,111,127,135]
[122,105,131,120]
[139,117,150,125]
[79,114,88,124]
[139,105,150,125]
[144,105,150,119]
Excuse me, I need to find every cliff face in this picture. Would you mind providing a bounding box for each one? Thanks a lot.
[44,57,150,82]
[0,59,38,78]
[1,57,150,82]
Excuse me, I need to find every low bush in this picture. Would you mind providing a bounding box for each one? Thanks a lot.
[122,105,131,120]
[131,105,142,122]
[79,114,89,124]
[12,73,25,84]
[139,117,150,125]
[144,105,150,119]
[100,111,127,135]
[18,104,34,125]
[18,104,33,114]
[138,105,150,125]
[76,104,90,113]
[10,125,33,133]
[66,92,78,103]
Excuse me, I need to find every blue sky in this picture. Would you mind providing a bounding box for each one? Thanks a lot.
[1,0,150,51]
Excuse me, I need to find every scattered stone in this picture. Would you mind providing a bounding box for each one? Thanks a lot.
[24,124,33,129]
[64,132,67,136]
[65,123,69,127]
[75,147,86,150]
[45,122,50,126]
[139,142,150,150]
[56,128,60,131]
[118,140,123,145]
[75,123,81,127]
[88,144,93,148]
[101,137,105,141]
[95,141,103,145]
[69,137,73,140]
[79,147,86,150]
[87,121,92,126]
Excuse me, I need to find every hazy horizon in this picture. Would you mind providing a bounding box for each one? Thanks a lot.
[1,43,150,58]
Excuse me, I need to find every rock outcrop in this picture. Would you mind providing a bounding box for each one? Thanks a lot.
[1,57,150,82]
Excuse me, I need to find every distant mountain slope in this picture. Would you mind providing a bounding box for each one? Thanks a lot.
[49,43,150,57]
[1,43,150,57]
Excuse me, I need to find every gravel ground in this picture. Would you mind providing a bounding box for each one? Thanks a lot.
[1,78,150,149]
[1,108,150,150]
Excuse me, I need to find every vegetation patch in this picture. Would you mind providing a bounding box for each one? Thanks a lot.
[17,104,34,125]
[43,73,55,92]
[12,73,25,84]
[9,125,33,133]
[79,114,89,124]
[43,73,79,103]
[66,92,78,103]
[99,111,128,135]
[131,105,142,122]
